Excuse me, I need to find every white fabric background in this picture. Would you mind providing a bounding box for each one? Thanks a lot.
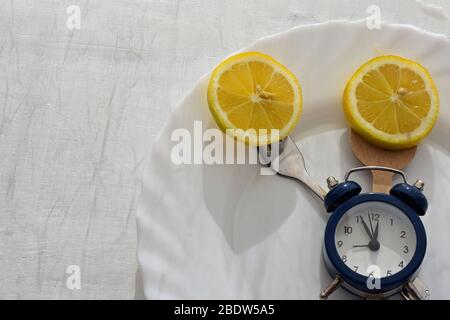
[1,0,450,300]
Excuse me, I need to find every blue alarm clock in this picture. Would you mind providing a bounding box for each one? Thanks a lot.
[320,166,430,300]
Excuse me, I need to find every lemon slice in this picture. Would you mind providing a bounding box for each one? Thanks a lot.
[207,52,302,146]
[343,55,439,150]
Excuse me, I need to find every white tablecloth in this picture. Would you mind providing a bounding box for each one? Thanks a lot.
[1,0,449,299]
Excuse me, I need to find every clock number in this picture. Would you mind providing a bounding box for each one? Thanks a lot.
[337,240,343,248]
[370,213,380,222]
[387,270,392,277]
[403,246,409,254]
[356,216,363,224]
[353,266,359,272]
[342,255,347,263]
[400,231,406,239]
[344,226,353,235]
[390,218,394,226]
[399,261,404,268]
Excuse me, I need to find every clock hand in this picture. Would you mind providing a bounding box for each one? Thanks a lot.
[357,217,380,252]
[373,220,379,241]
[360,217,374,241]
[368,214,375,237]
[353,241,380,251]
[368,219,381,251]
[368,220,381,252]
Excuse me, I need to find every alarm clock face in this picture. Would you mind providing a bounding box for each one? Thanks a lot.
[335,201,417,278]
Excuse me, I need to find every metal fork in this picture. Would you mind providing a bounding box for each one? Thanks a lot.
[260,136,328,201]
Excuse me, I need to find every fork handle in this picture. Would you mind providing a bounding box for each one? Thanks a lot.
[301,175,328,201]
[283,173,327,201]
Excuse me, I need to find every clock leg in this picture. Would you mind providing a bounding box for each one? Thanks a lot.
[401,277,430,300]
[320,276,342,300]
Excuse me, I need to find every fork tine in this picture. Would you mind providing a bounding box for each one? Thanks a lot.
[271,136,328,201]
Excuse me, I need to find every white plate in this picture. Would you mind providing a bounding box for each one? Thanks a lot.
[137,21,450,299]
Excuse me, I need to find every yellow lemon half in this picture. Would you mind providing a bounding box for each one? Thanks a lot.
[343,55,439,150]
[207,52,302,146]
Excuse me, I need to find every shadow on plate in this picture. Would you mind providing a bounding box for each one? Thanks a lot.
[201,135,298,254]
